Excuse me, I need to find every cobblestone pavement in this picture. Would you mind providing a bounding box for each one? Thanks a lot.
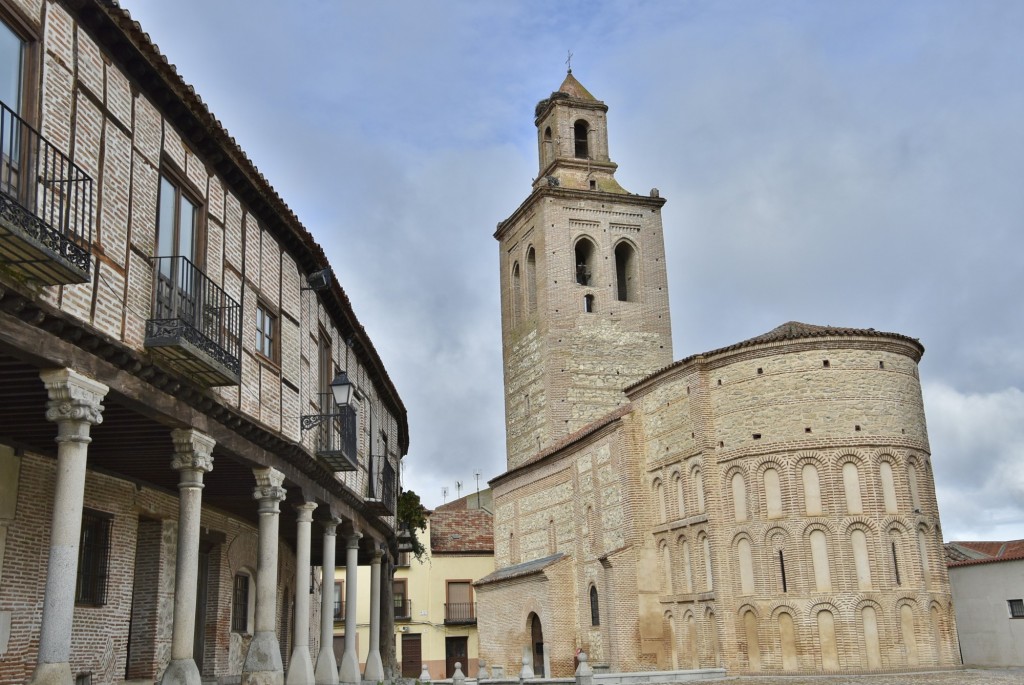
[703,669,1023,684]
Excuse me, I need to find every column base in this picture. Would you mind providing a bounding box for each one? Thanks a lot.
[362,650,384,682]
[242,630,285,685]
[285,645,315,685]
[28,661,72,685]
[314,645,339,685]
[338,649,361,685]
[159,658,202,685]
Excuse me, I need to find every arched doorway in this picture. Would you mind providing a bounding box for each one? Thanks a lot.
[529,612,545,677]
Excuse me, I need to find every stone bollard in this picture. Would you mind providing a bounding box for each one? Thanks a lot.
[453,662,466,685]
[477,660,489,680]
[574,651,593,685]
[420,664,432,682]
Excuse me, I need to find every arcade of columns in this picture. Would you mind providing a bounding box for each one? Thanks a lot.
[25,368,386,685]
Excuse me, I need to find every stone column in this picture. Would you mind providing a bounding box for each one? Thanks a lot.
[29,369,108,685]
[286,502,319,685]
[338,532,362,685]
[315,517,342,685]
[161,429,216,685]
[242,467,287,685]
[362,547,384,681]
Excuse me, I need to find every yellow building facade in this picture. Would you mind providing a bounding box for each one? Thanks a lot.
[335,493,494,679]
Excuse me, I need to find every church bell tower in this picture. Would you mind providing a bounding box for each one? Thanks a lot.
[495,71,674,469]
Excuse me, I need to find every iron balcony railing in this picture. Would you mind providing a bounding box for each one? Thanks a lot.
[0,100,93,284]
[394,598,412,621]
[444,602,477,625]
[313,392,358,471]
[145,255,242,384]
[333,600,345,621]
[366,454,398,515]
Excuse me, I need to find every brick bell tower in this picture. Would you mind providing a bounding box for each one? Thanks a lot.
[495,71,674,470]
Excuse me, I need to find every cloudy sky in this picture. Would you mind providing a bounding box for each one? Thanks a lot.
[118,0,1024,542]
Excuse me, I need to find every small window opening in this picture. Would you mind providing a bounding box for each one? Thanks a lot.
[584,294,595,313]
[574,120,589,158]
[589,180,596,190]
[891,541,901,585]
[1008,599,1024,619]
[879,361,885,369]
[779,550,787,592]
[590,586,601,626]
[823,360,830,368]
[752,433,761,440]
[757,368,763,375]
[718,441,724,448]
[805,427,812,433]
[855,425,861,432]
[717,379,722,386]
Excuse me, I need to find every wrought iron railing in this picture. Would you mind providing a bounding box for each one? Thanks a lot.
[333,600,345,621]
[310,392,358,471]
[0,99,93,278]
[366,454,398,514]
[394,598,412,620]
[444,602,477,624]
[147,255,242,377]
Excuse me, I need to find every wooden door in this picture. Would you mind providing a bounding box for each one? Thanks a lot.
[446,636,468,678]
[401,633,422,678]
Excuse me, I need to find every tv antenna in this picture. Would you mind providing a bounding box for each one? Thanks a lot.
[474,470,482,508]
[456,481,463,499]
[441,486,448,504]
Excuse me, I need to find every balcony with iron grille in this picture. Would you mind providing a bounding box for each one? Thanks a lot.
[394,598,412,621]
[444,602,477,625]
[333,600,345,623]
[0,101,93,285]
[365,454,397,515]
[145,255,241,386]
[306,393,358,472]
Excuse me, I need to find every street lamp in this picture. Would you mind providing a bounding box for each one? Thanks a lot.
[329,370,354,408]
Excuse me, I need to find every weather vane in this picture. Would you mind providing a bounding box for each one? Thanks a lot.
[566,50,573,74]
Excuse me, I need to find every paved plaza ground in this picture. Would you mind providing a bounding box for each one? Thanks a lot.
[704,669,1023,684]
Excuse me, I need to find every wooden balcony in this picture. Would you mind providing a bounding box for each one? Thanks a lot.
[0,101,92,285]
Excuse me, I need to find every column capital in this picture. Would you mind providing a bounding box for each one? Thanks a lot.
[371,547,384,562]
[170,428,215,474]
[40,368,108,427]
[294,501,318,522]
[320,515,343,535]
[345,532,363,549]
[252,467,286,512]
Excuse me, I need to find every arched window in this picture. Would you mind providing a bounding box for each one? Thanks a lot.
[737,538,755,595]
[614,241,637,302]
[654,479,666,523]
[802,463,822,515]
[574,119,589,158]
[574,237,596,285]
[880,461,899,514]
[584,294,595,313]
[862,606,882,669]
[701,533,713,590]
[661,541,673,593]
[743,610,760,670]
[511,261,521,324]
[842,462,863,514]
[731,472,747,522]
[817,609,839,670]
[763,467,782,519]
[918,527,931,588]
[900,604,919,666]
[694,468,706,513]
[777,612,798,671]
[680,539,693,593]
[810,529,831,591]
[590,586,600,626]
[851,528,872,590]
[526,247,537,314]
[674,472,686,517]
[908,463,922,511]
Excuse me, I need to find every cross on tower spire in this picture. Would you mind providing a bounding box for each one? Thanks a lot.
[566,50,573,74]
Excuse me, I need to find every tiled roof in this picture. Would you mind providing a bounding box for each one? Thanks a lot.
[475,553,565,587]
[946,540,1024,568]
[558,72,597,101]
[430,507,493,554]
[627,321,924,394]
[490,404,631,486]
